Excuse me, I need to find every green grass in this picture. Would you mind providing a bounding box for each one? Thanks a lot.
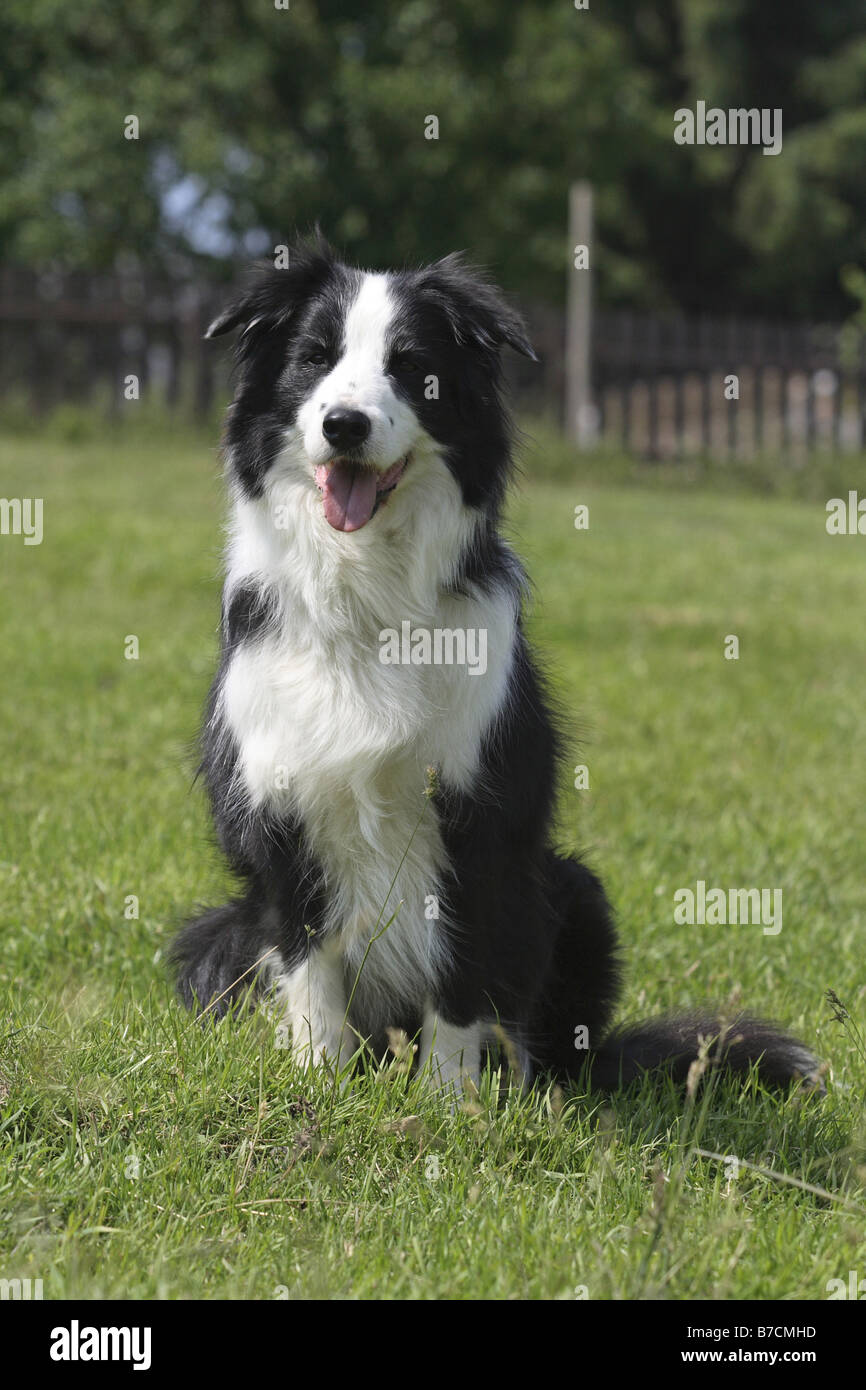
[1,428,865,1300]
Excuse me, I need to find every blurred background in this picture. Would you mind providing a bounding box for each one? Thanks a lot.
[2,0,866,460]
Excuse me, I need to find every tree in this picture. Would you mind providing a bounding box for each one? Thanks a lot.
[2,0,865,317]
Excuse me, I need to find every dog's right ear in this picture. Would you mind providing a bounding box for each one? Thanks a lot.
[203,299,258,340]
[204,234,337,341]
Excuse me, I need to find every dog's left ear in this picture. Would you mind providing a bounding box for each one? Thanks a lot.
[420,252,538,361]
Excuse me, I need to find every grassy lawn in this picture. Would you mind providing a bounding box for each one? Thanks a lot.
[0,426,864,1300]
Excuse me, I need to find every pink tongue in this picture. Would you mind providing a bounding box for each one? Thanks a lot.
[316,462,378,532]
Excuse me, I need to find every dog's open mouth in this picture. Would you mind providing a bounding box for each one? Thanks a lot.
[314,455,409,533]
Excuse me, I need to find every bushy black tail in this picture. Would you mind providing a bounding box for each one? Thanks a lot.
[588,1012,824,1091]
[534,853,824,1092]
[170,895,274,1016]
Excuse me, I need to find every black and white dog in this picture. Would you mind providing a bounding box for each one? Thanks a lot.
[173,236,821,1095]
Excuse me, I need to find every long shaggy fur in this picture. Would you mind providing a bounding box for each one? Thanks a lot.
[171,235,822,1095]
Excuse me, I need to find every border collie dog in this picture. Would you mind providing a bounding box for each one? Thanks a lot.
[173,236,821,1095]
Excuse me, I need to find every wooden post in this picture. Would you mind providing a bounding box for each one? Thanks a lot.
[565,181,595,445]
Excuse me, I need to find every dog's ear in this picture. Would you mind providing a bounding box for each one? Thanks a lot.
[419,252,537,361]
[204,233,337,341]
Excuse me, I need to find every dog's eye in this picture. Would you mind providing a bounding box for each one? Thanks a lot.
[392,352,421,374]
[304,349,329,367]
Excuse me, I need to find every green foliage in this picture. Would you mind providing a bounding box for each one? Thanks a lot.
[2,1,866,314]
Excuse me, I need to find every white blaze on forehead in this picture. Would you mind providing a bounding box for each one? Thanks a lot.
[340,272,395,370]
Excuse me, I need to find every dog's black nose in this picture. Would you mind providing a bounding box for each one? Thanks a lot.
[322,408,371,450]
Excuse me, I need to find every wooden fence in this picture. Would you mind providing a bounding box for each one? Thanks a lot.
[509,305,866,458]
[2,266,865,457]
[0,267,223,419]
[591,311,866,459]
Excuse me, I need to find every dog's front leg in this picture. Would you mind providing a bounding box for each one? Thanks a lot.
[418,1008,482,1096]
[279,940,352,1072]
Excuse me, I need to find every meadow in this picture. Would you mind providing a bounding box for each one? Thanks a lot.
[0,420,864,1300]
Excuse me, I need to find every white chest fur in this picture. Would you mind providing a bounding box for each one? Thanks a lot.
[218,455,518,1017]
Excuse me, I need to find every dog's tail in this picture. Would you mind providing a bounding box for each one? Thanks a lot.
[170,895,275,1017]
[586,1012,824,1091]
[534,853,824,1092]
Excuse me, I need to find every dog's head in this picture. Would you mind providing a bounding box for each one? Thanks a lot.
[206,235,535,534]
